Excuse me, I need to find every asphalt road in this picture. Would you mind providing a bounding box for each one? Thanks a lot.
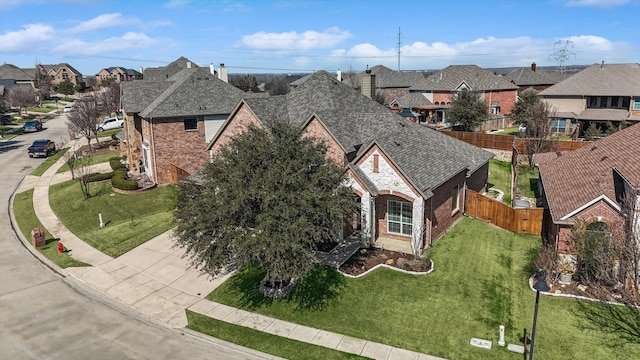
[0,113,275,360]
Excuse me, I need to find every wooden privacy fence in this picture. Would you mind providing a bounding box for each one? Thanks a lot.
[465,190,543,235]
[441,130,590,154]
[170,164,191,184]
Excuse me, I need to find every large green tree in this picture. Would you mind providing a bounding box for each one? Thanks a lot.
[174,121,356,293]
[449,88,487,131]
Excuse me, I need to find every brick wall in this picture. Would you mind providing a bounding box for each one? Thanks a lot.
[303,117,348,167]
[426,170,467,242]
[556,200,624,254]
[467,162,489,193]
[210,104,262,154]
[375,193,416,243]
[151,117,209,184]
[486,89,517,115]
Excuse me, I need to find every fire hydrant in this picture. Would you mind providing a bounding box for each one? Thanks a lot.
[57,242,64,254]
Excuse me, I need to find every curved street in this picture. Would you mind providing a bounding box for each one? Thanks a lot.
[0,112,275,359]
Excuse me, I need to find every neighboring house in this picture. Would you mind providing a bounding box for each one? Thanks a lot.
[539,63,640,137]
[120,61,264,185]
[0,64,37,88]
[410,65,519,128]
[36,63,85,89]
[96,67,143,83]
[207,71,494,255]
[502,62,571,94]
[368,65,430,105]
[536,123,640,255]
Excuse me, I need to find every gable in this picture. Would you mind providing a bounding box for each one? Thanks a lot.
[302,116,347,167]
[209,102,262,154]
[355,143,420,200]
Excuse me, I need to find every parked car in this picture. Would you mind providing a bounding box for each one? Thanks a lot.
[28,139,56,158]
[23,119,43,133]
[96,117,124,132]
[63,105,74,112]
[0,114,11,125]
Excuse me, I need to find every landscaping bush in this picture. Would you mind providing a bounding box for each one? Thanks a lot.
[111,169,138,191]
[109,156,125,171]
[87,172,114,182]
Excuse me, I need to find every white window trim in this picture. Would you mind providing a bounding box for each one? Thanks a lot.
[387,200,413,236]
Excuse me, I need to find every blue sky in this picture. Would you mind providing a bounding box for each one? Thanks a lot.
[1,0,638,76]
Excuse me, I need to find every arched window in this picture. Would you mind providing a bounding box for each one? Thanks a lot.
[491,102,501,115]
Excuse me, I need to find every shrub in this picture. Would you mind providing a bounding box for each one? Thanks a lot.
[111,170,138,191]
[87,172,114,182]
[109,156,125,171]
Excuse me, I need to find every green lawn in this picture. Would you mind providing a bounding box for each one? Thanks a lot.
[517,165,539,199]
[187,311,369,359]
[56,150,119,173]
[29,148,69,176]
[204,217,640,360]
[488,159,512,204]
[48,180,178,257]
[12,189,90,268]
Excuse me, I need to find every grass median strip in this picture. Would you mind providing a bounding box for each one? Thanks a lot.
[29,148,69,177]
[12,189,89,268]
[186,310,369,360]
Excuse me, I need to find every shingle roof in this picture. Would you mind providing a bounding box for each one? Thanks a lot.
[539,63,640,96]
[143,56,198,81]
[0,64,34,81]
[394,93,433,108]
[370,65,427,88]
[577,109,629,121]
[502,67,561,86]
[236,71,493,198]
[138,67,258,118]
[538,123,640,222]
[412,65,518,91]
[40,63,83,76]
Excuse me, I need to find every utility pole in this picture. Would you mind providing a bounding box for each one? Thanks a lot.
[549,39,576,74]
[397,27,402,71]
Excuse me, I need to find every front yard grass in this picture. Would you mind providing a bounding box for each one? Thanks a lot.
[12,189,89,268]
[49,180,178,257]
[204,217,640,360]
[488,159,512,204]
[187,311,368,360]
[56,150,119,173]
[29,148,69,176]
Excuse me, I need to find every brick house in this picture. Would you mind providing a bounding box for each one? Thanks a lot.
[36,63,85,89]
[96,67,143,84]
[208,71,494,254]
[536,123,640,255]
[539,63,640,137]
[120,59,264,185]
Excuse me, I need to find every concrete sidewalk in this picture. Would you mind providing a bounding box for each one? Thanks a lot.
[17,147,447,360]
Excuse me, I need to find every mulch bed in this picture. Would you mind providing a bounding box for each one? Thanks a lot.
[339,247,431,276]
[77,143,118,156]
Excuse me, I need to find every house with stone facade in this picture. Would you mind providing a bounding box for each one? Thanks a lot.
[96,67,143,84]
[536,123,640,256]
[120,60,264,185]
[539,63,640,138]
[207,71,494,255]
[36,63,84,89]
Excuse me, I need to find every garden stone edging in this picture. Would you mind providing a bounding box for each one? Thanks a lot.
[527,275,625,306]
[111,184,157,194]
[339,259,435,279]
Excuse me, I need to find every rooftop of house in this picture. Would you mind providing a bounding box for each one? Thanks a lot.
[538,123,640,222]
[0,64,35,81]
[502,65,570,86]
[411,65,518,92]
[215,71,493,198]
[143,56,199,81]
[539,63,640,97]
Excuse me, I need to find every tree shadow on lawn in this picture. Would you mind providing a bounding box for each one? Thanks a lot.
[572,300,640,346]
[226,265,346,312]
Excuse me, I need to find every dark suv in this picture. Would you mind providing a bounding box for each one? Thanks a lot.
[28,139,56,158]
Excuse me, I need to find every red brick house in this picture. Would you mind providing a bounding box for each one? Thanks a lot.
[120,59,264,185]
[36,63,85,89]
[536,123,640,255]
[208,71,494,255]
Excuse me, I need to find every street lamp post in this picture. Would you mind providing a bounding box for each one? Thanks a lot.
[529,269,550,360]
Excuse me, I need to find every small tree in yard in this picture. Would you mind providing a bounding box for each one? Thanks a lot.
[56,80,75,96]
[448,88,488,132]
[512,89,556,166]
[8,85,37,116]
[98,82,120,117]
[66,97,102,151]
[174,121,356,296]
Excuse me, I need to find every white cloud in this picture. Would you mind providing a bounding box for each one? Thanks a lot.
[0,23,55,52]
[240,27,351,50]
[164,0,189,9]
[67,13,140,34]
[565,0,630,8]
[53,32,159,56]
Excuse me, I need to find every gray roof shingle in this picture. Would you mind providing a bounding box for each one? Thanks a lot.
[412,65,518,91]
[539,63,640,96]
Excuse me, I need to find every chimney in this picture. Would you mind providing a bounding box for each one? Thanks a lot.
[336,69,342,81]
[601,60,605,69]
[210,63,215,75]
[139,66,144,75]
[531,62,536,72]
[218,63,228,83]
[361,69,375,98]
[187,61,191,69]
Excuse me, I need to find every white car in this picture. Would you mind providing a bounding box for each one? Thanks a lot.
[63,105,74,112]
[96,117,124,132]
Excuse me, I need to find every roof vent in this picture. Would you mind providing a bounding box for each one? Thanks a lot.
[394,141,401,146]
[398,121,405,127]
